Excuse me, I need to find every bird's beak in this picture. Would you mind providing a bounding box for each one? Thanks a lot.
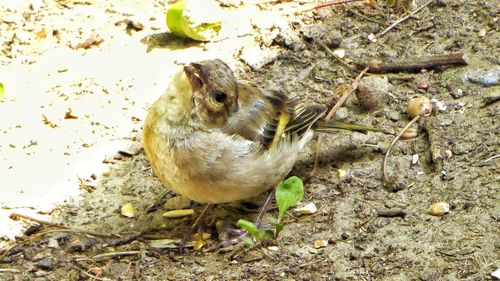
[184,65,202,92]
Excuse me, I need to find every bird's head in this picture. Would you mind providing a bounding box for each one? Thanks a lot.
[183,59,239,127]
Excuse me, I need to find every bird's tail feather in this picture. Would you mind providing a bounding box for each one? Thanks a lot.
[314,120,384,134]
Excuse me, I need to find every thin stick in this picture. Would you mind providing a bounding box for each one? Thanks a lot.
[310,66,370,175]
[374,0,433,39]
[255,190,275,228]
[318,42,355,70]
[368,53,467,74]
[92,251,142,262]
[383,115,421,183]
[326,66,369,120]
[180,204,213,248]
[9,213,119,238]
[0,269,21,273]
[315,0,363,9]
[377,209,407,218]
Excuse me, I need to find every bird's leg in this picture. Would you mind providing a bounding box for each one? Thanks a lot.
[208,190,275,251]
[180,203,213,250]
[255,189,275,228]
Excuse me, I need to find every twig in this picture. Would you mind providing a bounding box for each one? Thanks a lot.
[328,66,369,120]
[92,251,142,262]
[383,115,421,183]
[0,269,21,273]
[310,66,370,176]
[9,213,119,238]
[377,209,407,218]
[255,190,275,228]
[318,42,355,70]
[367,53,467,74]
[482,154,500,164]
[315,0,363,9]
[373,0,433,39]
[423,117,443,171]
[347,8,384,24]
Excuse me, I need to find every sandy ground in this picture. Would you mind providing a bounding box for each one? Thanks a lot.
[1,0,499,280]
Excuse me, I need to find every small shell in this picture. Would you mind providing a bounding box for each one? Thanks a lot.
[407,96,432,118]
[428,202,450,216]
[162,209,195,218]
[313,239,328,249]
[295,203,317,215]
[120,203,135,218]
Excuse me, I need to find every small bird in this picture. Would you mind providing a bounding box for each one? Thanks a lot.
[143,59,380,204]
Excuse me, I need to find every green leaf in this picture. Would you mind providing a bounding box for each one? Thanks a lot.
[236,219,260,239]
[0,82,4,100]
[275,176,304,221]
[386,0,395,6]
[269,217,283,236]
[263,229,274,240]
[165,0,222,41]
[241,236,254,246]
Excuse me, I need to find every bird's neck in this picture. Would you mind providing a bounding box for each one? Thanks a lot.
[144,70,199,139]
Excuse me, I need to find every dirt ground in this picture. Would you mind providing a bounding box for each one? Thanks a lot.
[1,0,499,280]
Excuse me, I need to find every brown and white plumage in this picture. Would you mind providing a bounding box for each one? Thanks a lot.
[143,60,379,203]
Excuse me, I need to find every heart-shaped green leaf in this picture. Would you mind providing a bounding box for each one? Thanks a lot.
[276,176,304,221]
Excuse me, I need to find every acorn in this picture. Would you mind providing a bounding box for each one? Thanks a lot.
[407,96,432,119]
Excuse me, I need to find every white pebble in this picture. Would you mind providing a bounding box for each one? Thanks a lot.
[411,154,419,165]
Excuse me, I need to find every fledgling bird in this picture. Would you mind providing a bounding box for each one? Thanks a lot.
[143,59,380,204]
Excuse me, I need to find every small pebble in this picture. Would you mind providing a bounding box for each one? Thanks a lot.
[333,49,345,58]
[38,257,57,270]
[444,150,453,158]
[267,246,279,252]
[35,271,47,277]
[416,80,430,90]
[387,110,400,121]
[411,154,419,165]
[451,88,464,99]
[440,119,453,126]
[432,98,447,112]
[335,107,348,120]
[491,268,500,279]
[163,196,191,210]
[47,238,59,249]
[356,76,392,110]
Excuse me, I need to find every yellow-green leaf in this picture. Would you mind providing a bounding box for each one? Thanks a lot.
[0,82,4,100]
[276,176,304,221]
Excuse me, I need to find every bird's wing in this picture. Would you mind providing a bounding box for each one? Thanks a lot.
[225,81,327,149]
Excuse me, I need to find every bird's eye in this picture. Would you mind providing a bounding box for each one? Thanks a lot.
[213,91,227,103]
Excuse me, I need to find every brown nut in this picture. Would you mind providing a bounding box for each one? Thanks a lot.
[407,96,432,118]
